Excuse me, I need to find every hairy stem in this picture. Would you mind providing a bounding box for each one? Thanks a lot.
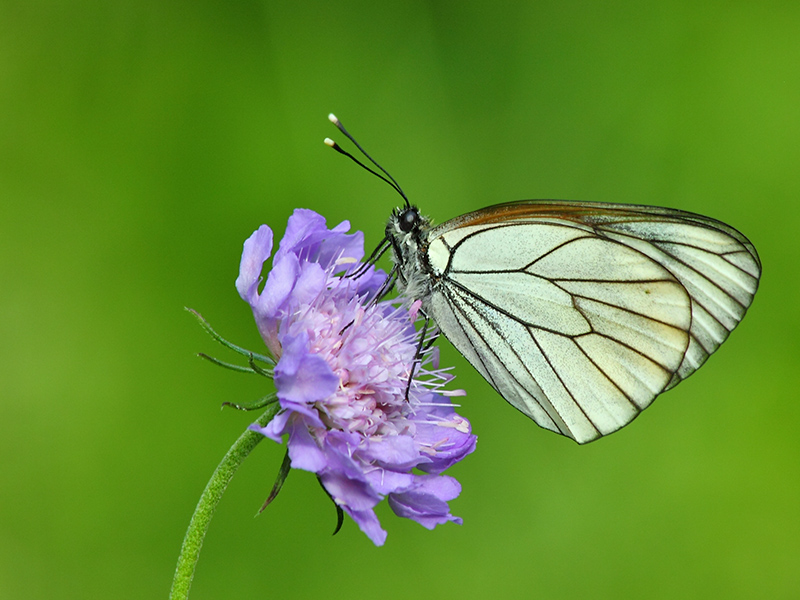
[169,405,280,599]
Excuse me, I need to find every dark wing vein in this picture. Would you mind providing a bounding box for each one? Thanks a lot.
[441,285,567,435]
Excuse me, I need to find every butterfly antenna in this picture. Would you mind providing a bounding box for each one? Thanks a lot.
[325,113,410,209]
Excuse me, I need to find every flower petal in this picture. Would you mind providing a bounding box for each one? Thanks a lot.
[258,253,300,318]
[249,410,292,442]
[288,262,327,307]
[276,209,365,273]
[274,209,329,262]
[320,470,381,512]
[274,332,339,404]
[387,475,463,529]
[360,434,422,472]
[415,413,477,475]
[364,468,415,496]
[235,225,273,304]
[286,421,328,472]
[343,507,387,546]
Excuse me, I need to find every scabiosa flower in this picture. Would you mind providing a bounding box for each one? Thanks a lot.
[235,209,477,545]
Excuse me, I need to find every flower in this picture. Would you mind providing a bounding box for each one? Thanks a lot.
[236,209,477,545]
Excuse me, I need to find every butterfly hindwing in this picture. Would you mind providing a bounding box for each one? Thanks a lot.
[422,201,760,444]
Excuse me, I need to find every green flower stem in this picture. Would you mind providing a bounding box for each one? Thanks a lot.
[170,405,280,600]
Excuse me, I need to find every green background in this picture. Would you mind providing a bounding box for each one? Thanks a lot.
[2,2,797,598]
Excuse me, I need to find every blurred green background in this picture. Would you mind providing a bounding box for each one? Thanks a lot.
[2,1,798,598]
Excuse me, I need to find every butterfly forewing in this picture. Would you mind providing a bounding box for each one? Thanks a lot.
[421,200,760,444]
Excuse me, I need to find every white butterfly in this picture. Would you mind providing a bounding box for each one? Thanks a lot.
[386,200,760,444]
[327,116,762,444]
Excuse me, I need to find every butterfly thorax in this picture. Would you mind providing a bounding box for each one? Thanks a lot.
[386,206,435,304]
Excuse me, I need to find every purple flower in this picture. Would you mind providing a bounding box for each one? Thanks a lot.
[236,209,476,545]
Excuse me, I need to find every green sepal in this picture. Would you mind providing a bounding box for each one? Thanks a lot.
[317,477,345,536]
[197,353,259,374]
[257,449,292,515]
[196,352,274,378]
[247,355,273,378]
[186,307,275,366]
[222,392,278,412]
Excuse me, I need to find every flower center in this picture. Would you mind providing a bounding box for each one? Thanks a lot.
[302,294,418,438]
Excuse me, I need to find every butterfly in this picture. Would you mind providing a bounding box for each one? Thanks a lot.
[326,115,761,444]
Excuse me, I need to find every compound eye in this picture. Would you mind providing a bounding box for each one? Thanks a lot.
[399,208,418,233]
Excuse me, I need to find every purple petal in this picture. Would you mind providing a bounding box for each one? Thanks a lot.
[287,262,327,307]
[249,410,292,442]
[359,434,423,472]
[274,333,339,403]
[323,431,373,480]
[286,422,328,472]
[275,209,329,262]
[319,470,381,512]
[387,475,463,529]
[343,507,387,546]
[317,228,364,271]
[415,414,477,474]
[277,398,326,428]
[235,225,273,304]
[276,209,366,272]
[249,253,300,354]
[258,253,300,318]
[364,468,416,496]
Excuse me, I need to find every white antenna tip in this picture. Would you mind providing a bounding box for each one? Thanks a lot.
[323,137,335,147]
[328,113,339,124]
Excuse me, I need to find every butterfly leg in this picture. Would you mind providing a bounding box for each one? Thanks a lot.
[404,311,437,402]
[338,267,399,336]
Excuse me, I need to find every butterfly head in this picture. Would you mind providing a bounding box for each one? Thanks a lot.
[386,205,434,301]
[387,205,429,251]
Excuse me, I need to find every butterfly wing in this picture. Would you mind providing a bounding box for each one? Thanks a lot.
[423,200,761,444]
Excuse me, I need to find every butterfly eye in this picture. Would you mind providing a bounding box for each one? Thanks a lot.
[399,208,419,233]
